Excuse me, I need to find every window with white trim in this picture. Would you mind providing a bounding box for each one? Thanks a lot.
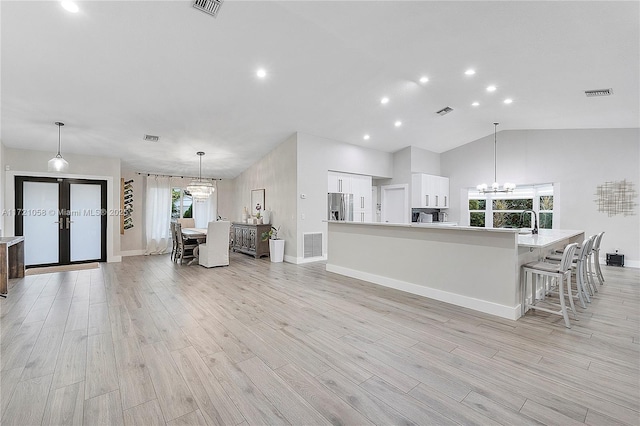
[468,184,554,229]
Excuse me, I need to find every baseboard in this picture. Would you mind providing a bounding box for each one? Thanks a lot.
[326,263,520,320]
[284,255,327,264]
[120,249,146,257]
[107,255,122,263]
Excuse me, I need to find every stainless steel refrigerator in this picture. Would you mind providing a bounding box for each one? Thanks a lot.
[328,193,353,221]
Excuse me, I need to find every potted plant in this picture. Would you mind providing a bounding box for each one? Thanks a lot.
[261,226,284,262]
[255,204,263,224]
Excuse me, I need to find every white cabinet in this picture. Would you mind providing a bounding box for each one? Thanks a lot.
[351,174,372,222]
[328,172,372,222]
[411,173,449,209]
[328,171,351,194]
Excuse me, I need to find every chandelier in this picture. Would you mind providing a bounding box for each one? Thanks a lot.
[48,122,69,172]
[476,122,515,194]
[186,152,215,200]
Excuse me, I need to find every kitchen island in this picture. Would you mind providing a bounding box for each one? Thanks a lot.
[326,222,583,320]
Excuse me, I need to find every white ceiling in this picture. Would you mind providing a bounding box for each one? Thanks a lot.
[2,1,638,179]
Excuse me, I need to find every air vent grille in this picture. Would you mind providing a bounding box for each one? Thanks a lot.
[193,0,223,17]
[436,106,453,116]
[143,135,159,142]
[303,233,322,258]
[585,88,613,97]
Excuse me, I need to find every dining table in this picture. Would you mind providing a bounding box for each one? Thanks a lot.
[182,228,207,265]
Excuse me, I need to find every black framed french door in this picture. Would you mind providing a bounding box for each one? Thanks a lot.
[15,176,107,267]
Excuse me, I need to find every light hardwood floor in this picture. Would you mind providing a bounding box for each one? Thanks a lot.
[1,252,638,425]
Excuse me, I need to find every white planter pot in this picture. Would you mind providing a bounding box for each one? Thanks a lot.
[269,239,285,263]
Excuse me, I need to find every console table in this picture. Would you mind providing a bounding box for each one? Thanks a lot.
[0,236,25,297]
[231,223,270,258]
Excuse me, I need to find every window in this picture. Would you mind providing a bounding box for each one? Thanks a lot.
[172,188,193,219]
[468,184,554,229]
[468,199,486,227]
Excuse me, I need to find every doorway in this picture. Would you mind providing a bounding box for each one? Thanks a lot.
[15,176,107,267]
[381,184,409,224]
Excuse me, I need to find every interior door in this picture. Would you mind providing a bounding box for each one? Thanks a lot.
[381,184,409,224]
[16,176,107,267]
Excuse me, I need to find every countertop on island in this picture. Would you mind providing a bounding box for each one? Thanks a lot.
[326,221,583,249]
[517,229,584,248]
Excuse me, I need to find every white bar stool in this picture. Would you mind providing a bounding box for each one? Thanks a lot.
[546,236,593,308]
[522,243,578,328]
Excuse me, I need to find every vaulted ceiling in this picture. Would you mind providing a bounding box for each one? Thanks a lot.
[2,1,638,178]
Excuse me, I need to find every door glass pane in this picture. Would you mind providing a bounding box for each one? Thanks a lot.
[70,184,101,262]
[23,181,59,265]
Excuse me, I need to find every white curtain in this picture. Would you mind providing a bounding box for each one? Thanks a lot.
[193,182,218,228]
[145,176,172,254]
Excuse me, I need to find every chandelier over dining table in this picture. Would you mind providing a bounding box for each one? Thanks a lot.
[186,151,215,200]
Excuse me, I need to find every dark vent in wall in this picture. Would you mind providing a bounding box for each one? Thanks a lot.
[436,106,453,116]
[193,0,223,17]
[143,135,159,142]
[303,233,322,258]
[585,88,613,97]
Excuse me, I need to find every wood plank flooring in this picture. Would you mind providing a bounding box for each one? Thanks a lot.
[1,252,638,425]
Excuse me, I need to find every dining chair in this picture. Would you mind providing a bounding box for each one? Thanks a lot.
[174,222,197,265]
[199,221,231,268]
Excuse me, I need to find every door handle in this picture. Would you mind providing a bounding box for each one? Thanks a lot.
[65,217,74,229]
[54,220,63,230]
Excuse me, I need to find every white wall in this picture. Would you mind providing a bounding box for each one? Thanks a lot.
[230,134,298,259]
[0,141,5,236]
[3,147,122,262]
[296,132,393,262]
[411,146,441,175]
[441,128,640,265]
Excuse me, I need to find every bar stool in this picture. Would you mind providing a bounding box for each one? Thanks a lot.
[522,243,578,328]
[590,232,605,286]
[546,236,593,308]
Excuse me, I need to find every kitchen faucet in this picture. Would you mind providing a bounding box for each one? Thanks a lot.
[521,209,538,234]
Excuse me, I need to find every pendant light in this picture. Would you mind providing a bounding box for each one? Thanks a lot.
[48,121,69,172]
[186,151,215,200]
[476,122,515,193]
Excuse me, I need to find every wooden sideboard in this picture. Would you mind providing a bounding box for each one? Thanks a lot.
[0,236,25,297]
[231,223,271,259]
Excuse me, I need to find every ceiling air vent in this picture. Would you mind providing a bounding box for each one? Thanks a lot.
[143,134,159,142]
[193,0,223,17]
[585,88,613,97]
[436,106,453,116]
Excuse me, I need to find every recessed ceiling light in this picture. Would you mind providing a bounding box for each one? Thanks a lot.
[256,68,267,78]
[503,98,513,104]
[465,69,476,75]
[419,76,429,84]
[380,97,389,105]
[471,102,480,107]
[486,85,497,92]
[363,134,370,140]
[61,1,79,13]
[394,121,402,127]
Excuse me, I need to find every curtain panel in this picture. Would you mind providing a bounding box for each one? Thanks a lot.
[145,176,172,254]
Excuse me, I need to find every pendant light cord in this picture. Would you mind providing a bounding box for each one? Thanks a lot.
[493,122,498,183]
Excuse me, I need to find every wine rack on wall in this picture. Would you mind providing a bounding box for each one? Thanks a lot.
[121,178,134,234]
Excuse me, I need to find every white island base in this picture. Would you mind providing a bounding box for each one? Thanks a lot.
[326,222,583,320]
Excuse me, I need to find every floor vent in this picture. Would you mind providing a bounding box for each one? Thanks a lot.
[143,134,159,142]
[193,0,223,17]
[303,233,323,258]
[585,88,613,97]
[436,106,453,116]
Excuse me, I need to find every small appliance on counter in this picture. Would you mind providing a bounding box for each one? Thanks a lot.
[418,212,432,223]
[436,211,448,222]
[328,193,353,221]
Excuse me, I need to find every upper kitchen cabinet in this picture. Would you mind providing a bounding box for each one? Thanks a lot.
[328,171,352,193]
[411,173,449,209]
